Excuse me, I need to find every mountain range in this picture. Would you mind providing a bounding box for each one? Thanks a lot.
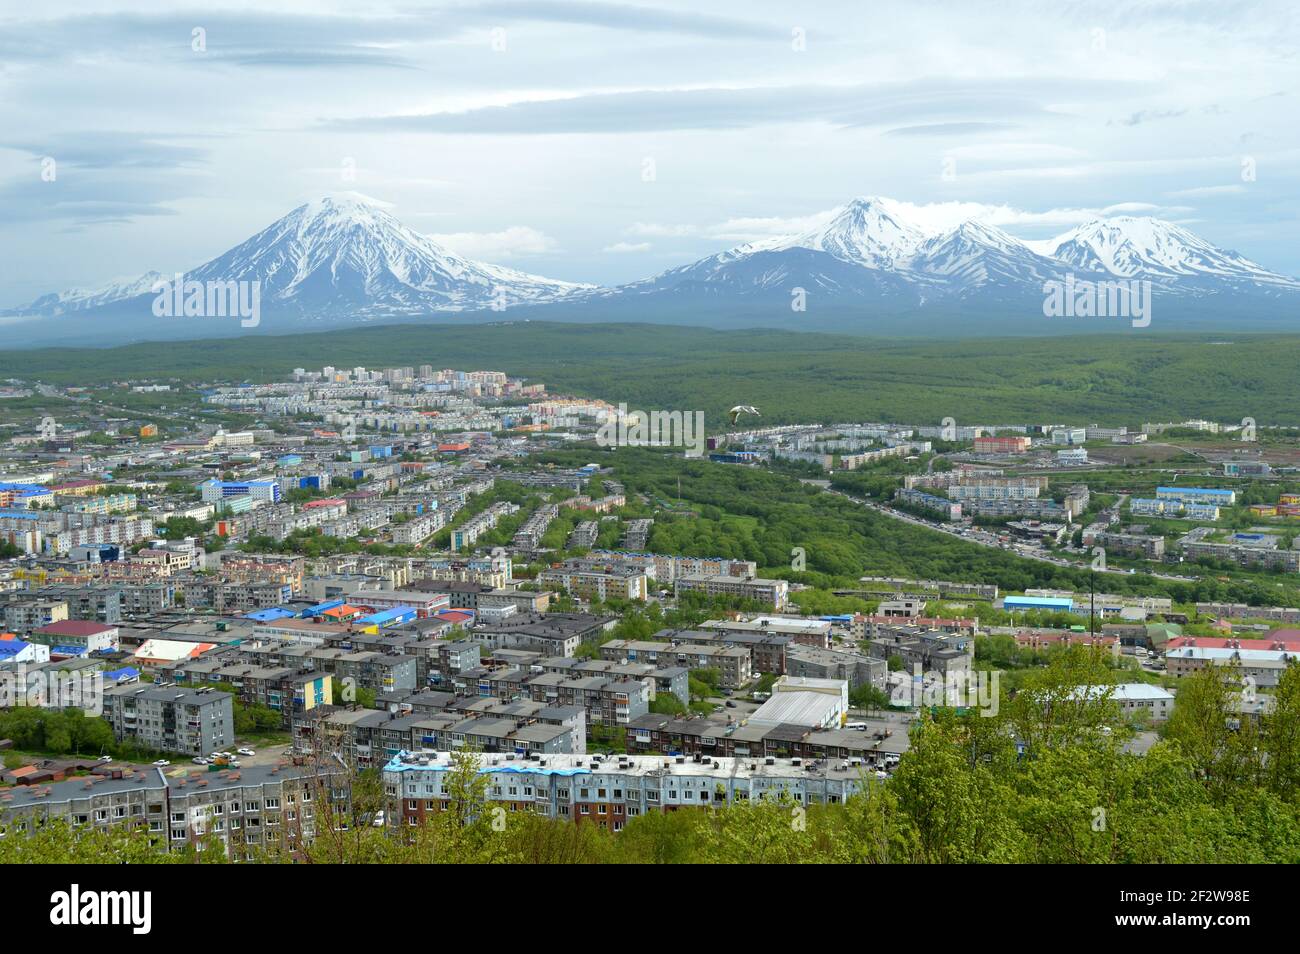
[5,193,1298,342]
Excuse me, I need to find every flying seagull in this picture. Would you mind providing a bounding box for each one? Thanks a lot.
[728,405,760,426]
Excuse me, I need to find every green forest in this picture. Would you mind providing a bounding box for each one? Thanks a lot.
[4,322,1299,427]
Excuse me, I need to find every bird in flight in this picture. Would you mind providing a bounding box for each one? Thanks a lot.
[728,405,760,426]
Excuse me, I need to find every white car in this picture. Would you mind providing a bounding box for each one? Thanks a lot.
[97,755,114,762]
[192,757,209,765]
[152,759,171,767]
[237,747,255,757]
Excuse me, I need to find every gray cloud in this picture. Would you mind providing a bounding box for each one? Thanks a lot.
[2,132,209,170]
[883,122,1021,137]
[467,1,781,39]
[324,78,1116,135]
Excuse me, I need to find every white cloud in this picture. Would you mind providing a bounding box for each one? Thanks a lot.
[626,222,699,238]
[603,241,651,253]
[1166,184,1248,197]
[427,225,559,259]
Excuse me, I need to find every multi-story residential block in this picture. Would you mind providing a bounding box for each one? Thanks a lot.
[450,501,519,551]
[102,685,235,756]
[0,763,342,862]
[471,612,611,657]
[384,750,873,832]
[567,520,600,549]
[1088,531,1166,560]
[786,645,887,691]
[1165,640,1299,687]
[894,488,962,521]
[201,479,282,505]
[537,561,649,602]
[1156,486,1236,507]
[972,435,1031,454]
[512,503,559,550]
[673,574,789,611]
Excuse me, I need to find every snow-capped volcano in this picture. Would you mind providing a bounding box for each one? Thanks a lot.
[781,196,925,268]
[9,271,167,317]
[186,193,590,317]
[614,198,1300,311]
[4,193,1297,341]
[2,193,589,322]
[906,219,1064,295]
[1033,216,1300,291]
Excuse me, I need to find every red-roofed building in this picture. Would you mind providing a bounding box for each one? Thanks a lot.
[1013,630,1118,651]
[31,620,119,653]
[303,498,348,510]
[1166,633,1300,652]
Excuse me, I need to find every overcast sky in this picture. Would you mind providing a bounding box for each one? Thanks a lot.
[2,0,1297,303]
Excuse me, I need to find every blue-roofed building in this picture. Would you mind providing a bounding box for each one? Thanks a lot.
[301,599,346,617]
[0,637,49,664]
[244,607,297,623]
[1002,595,1074,613]
[359,606,417,628]
[0,482,54,507]
[1156,486,1236,506]
[103,667,141,685]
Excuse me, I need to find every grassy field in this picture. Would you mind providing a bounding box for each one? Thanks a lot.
[4,322,1300,428]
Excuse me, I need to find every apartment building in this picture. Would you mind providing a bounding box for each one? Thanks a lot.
[895,488,963,521]
[0,763,340,862]
[1089,531,1166,560]
[450,501,519,551]
[165,658,333,728]
[471,612,610,657]
[972,435,1031,454]
[1182,541,1300,573]
[512,503,559,550]
[1156,486,1236,507]
[537,560,649,602]
[623,714,904,763]
[102,685,235,756]
[567,520,600,549]
[1165,641,1299,687]
[673,574,789,611]
[391,510,446,545]
[384,750,872,832]
[786,644,887,691]
[867,627,973,676]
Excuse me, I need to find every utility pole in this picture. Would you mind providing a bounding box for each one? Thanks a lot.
[1089,568,1096,636]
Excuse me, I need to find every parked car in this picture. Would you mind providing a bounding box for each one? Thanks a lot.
[97,754,114,762]
[725,700,737,708]
[152,759,171,767]
[237,747,255,757]
[192,757,208,765]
